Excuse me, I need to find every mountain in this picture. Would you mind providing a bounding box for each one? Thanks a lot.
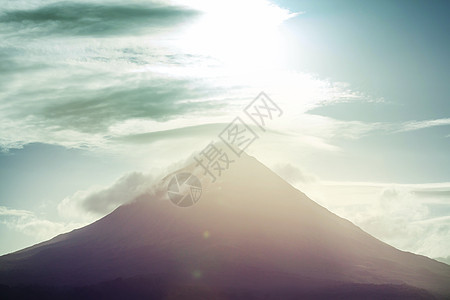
[0,151,449,299]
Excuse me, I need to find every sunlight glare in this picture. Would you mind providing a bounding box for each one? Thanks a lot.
[179,0,297,70]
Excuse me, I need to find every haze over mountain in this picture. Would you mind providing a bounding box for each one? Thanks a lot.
[0,151,449,299]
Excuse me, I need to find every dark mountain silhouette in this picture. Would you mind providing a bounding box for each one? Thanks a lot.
[0,151,449,299]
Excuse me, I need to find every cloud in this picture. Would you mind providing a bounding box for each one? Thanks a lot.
[0,1,199,37]
[112,123,227,144]
[0,0,446,155]
[58,172,155,221]
[312,183,450,261]
[276,169,450,262]
[3,0,445,159]
[0,0,370,154]
[38,80,226,133]
[398,118,450,132]
[297,116,450,143]
[0,207,32,217]
[435,256,450,265]
[0,206,83,240]
[0,1,227,152]
[0,50,232,150]
[272,163,317,184]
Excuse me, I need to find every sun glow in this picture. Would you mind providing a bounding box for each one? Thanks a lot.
[178,0,297,70]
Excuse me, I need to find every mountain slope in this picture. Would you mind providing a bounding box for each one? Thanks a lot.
[0,152,449,299]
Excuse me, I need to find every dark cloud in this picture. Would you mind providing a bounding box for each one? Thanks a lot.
[0,2,199,37]
[34,80,226,133]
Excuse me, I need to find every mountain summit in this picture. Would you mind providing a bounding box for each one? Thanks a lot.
[0,151,449,299]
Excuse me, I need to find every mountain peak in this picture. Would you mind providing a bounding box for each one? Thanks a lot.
[1,152,449,299]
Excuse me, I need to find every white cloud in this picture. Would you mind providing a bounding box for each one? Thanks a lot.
[299,181,450,261]
[267,161,450,262]
[435,256,450,265]
[398,118,450,132]
[272,163,318,184]
[303,117,450,141]
[0,206,32,217]
[58,172,155,221]
[0,206,84,241]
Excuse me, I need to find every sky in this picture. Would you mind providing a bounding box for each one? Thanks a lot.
[0,0,449,263]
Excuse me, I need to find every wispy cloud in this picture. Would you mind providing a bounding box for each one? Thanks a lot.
[0,2,199,37]
[272,163,318,184]
[0,206,83,241]
[287,175,450,261]
[0,207,32,217]
[0,0,367,153]
[398,118,450,132]
[297,116,450,142]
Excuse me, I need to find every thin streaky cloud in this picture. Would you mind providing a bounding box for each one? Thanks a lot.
[398,118,450,132]
[0,206,33,217]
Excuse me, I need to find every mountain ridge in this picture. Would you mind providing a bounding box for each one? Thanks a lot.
[1,151,449,299]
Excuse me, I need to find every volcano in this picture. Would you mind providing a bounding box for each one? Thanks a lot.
[0,151,449,299]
